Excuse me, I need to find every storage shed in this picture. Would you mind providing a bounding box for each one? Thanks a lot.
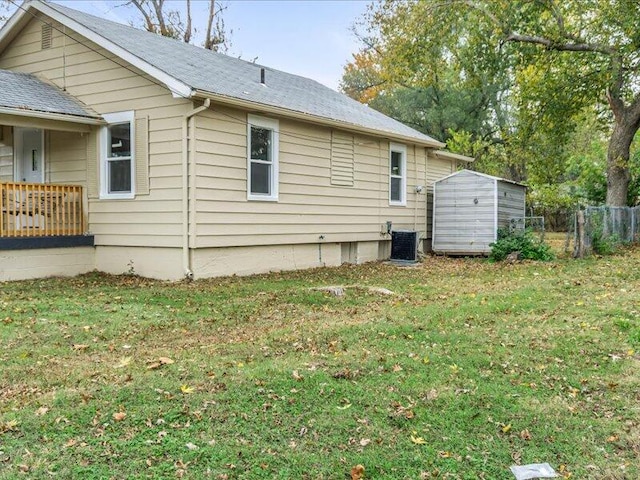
[432,170,526,255]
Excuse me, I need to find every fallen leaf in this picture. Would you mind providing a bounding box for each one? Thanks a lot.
[520,429,532,440]
[359,438,371,447]
[501,424,512,434]
[185,442,198,450]
[35,406,49,416]
[147,357,174,370]
[72,344,89,351]
[411,435,427,445]
[114,356,132,369]
[180,385,194,394]
[350,464,365,480]
[64,438,77,448]
[292,370,303,381]
[392,364,403,372]
[337,403,352,410]
[113,412,126,422]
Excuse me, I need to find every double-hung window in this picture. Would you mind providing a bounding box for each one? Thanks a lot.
[247,114,279,201]
[101,111,134,199]
[389,143,407,206]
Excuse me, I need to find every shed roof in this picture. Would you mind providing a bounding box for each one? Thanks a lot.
[0,69,102,123]
[1,1,445,147]
[435,169,526,188]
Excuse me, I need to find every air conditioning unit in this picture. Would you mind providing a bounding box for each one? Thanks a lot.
[390,230,419,262]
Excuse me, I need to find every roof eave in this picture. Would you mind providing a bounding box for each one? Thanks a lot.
[0,106,105,125]
[5,1,193,99]
[193,89,446,148]
[434,150,475,163]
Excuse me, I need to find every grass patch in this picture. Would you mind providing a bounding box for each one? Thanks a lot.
[1,245,639,479]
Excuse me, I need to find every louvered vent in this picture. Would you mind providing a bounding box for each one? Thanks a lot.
[41,24,52,49]
[330,131,354,186]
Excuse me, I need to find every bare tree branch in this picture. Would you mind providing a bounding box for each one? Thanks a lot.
[129,0,156,33]
[184,0,192,44]
[505,31,615,55]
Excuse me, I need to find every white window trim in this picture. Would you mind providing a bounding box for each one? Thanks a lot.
[247,114,279,201]
[389,142,407,206]
[100,110,135,199]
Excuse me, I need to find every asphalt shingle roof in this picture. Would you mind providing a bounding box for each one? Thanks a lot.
[43,1,442,146]
[0,68,100,119]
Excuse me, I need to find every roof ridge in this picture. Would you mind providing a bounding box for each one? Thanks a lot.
[20,0,444,146]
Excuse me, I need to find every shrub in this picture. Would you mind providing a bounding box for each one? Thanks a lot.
[490,228,555,262]
[591,230,620,255]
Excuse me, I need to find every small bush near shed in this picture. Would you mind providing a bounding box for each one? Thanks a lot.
[490,228,555,261]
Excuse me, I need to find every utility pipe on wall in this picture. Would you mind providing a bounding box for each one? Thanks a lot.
[182,98,211,279]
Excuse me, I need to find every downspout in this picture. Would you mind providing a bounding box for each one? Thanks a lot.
[182,98,211,279]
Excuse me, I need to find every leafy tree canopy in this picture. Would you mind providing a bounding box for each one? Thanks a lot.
[344,0,640,206]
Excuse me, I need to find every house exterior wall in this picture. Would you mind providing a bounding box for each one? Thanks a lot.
[0,13,191,249]
[0,126,13,181]
[497,181,526,228]
[191,105,435,257]
[0,12,460,281]
[432,170,496,255]
[0,246,94,281]
[424,153,456,249]
[47,130,87,184]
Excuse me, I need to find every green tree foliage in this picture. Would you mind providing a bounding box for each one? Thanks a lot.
[344,0,640,206]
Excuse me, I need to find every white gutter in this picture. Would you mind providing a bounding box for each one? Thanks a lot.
[434,150,475,163]
[182,98,211,279]
[192,90,445,149]
[0,107,104,125]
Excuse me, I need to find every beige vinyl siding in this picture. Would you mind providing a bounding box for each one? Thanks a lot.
[425,150,457,244]
[193,106,429,248]
[0,126,13,181]
[0,14,191,248]
[46,130,87,184]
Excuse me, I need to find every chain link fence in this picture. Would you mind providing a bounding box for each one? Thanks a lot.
[573,206,640,256]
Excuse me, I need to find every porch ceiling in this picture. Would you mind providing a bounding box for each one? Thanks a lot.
[0,69,104,125]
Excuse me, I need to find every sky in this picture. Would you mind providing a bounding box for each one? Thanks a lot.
[53,0,370,91]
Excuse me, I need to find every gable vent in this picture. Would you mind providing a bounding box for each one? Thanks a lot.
[41,24,52,49]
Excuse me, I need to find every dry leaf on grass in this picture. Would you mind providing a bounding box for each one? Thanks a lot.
[147,357,174,370]
[35,406,49,416]
[411,434,427,445]
[112,412,126,422]
[292,370,304,381]
[114,357,132,369]
[72,344,89,351]
[350,464,365,480]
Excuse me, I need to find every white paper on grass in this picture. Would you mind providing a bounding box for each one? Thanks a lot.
[510,463,558,480]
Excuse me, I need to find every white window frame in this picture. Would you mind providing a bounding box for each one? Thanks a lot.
[389,142,407,206]
[247,114,279,201]
[100,111,135,199]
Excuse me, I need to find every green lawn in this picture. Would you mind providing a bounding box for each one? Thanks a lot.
[1,245,639,479]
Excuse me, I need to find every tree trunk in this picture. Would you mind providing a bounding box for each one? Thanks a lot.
[606,116,636,206]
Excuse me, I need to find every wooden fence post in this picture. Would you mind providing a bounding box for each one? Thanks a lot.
[574,210,586,258]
